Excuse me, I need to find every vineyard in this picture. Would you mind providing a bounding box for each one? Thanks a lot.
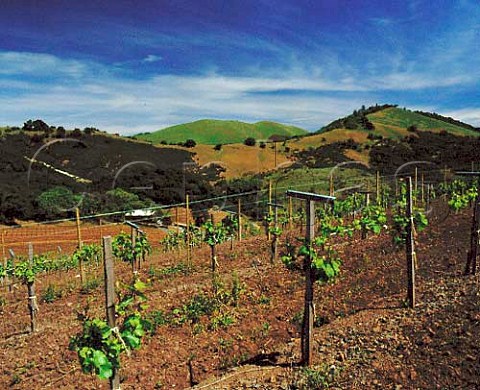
[0,169,479,389]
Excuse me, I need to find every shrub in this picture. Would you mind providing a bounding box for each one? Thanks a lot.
[71,128,82,138]
[244,137,256,146]
[184,139,196,148]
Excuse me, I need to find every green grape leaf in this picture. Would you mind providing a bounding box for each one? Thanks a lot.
[93,350,113,379]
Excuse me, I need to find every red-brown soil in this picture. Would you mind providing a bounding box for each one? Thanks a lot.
[0,203,479,389]
[1,222,168,257]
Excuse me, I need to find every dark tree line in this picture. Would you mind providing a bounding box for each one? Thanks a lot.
[414,111,479,132]
[318,104,394,133]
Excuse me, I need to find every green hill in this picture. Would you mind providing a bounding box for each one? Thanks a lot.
[136,119,308,145]
[369,107,479,137]
[315,105,478,139]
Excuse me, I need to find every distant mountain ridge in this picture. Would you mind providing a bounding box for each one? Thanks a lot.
[135,119,307,145]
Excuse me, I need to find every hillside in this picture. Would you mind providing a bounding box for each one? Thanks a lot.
[368,107,480,137]
[0,131,210,223]
[282,105,480,168]
[2,105,479,222]
[136,119,307,145]
[192,142,293,179]
[165,106,480,179]
[317,105,478,138]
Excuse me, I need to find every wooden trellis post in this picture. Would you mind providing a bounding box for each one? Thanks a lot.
[75,207,84,284]
[1,230,5,263]
[267,202,284,263]
[125,221,139,275]
[286,190,335,367]
[329,175,334,197]
[426,184,431,212]
[1,230,7,292]
[466,196,480,275]
[456,171,480,275]
[209,214,218,273]
[288,196,293,230]
[405,178,415,308]
[175,207,179,230]
[131,226,136,272]
[186,194,191,270]
[102,236,120,390]
[357,190,373,207]
[267,180,272,241]
[8,249,15,292]
[376,171,381,205]
[414,167,418,205]
[421,174,425,205]
[28,243,39,332]
[99,219,104,240]
[237,198,242,241]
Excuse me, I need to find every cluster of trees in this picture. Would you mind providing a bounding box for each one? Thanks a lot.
[216,138,273,148]
[159,139,196,148]
[35,187,155,220]
[295,139,360,168]
[319,104,396,133]
[21,119,100,140]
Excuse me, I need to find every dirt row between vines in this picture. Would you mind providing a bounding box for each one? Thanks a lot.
[0,205,478,389]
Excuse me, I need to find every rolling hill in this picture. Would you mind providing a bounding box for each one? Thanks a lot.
[159,105,480,179]
[286,105,480,154]
[368,107,479,137]
[2,104,479,223]
[317,105,478,138]
[0,130,207,223]
[135,119,307,145]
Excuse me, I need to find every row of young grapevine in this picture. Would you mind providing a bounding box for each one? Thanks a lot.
[439,179,479,212]
[8,174,475,386]
[0,243,102,284]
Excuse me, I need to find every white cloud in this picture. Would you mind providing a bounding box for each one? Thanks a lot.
[142,54,162,63]
[0,51,477,134]
[443,108,480,127]
[0,51,90,78]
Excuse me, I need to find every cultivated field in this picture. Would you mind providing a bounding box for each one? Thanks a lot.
[1,189,479,389]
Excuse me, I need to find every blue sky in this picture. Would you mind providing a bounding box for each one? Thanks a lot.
[1,0,479,134]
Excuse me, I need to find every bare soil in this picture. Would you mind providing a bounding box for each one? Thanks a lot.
[0,204,479,389]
